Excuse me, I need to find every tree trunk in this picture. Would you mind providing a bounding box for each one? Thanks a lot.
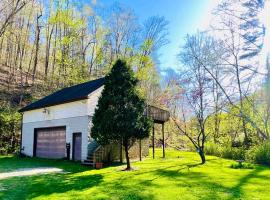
[123,140,131,170]
[198,147,205,164]
[44,25,54,78]
[51,23,58,79]
[32,13,42,83]
[119,138,123,163]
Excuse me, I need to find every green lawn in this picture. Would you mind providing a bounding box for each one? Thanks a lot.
[0,149,269,200]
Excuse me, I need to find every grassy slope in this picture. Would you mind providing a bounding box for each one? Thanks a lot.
[0,149,269,200]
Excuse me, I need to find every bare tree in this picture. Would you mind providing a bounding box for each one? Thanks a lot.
[208,0,268,144]
[186,32,269,141]
[142,16,169,56]
[214,0,265,59]
[44,3,54,78]
[106,3,141,62]
[32,9,42,83]
[175,33,218,164]
[0,0,28,38]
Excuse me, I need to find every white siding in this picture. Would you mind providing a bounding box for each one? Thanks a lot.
[23,100,88,123]
[23,86,103,123]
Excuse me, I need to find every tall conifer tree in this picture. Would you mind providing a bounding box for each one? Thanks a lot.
[91,59,152,170]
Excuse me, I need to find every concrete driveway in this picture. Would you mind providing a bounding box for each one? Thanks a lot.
[0,167,64,180]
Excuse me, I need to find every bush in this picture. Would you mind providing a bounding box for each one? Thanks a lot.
[0,105,21,154]
[247,141,270,166]
[204,142,221,157]
[220,146,245,160]
[205,141,270,166]
[245,146,257,163]
[231,162,254,169]
[205,142,245,160]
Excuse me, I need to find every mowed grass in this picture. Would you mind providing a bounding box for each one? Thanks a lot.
[0,149,270,200]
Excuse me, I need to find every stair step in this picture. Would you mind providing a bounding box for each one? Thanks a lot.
[83,159,94,163]
[83,159,93,163]
[82,162,94,166]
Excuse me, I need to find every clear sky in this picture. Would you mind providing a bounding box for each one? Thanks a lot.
[96,0,219,71]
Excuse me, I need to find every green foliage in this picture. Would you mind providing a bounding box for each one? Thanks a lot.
[0,105,21,154]
[204,142,221,156]
[221,146,246,160]
[230,162,254,169]
[247,141,270,165]
[204,142,245,160]
[205,141,270,166]
[133,54,160,100]
[205,91,270,147]
[91,59,152,149]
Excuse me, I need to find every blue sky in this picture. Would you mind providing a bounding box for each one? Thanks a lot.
[96,0,218,71]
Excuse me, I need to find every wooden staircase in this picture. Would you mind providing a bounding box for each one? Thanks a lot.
[82,141,112,167]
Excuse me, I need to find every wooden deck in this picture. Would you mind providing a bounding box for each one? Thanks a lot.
[145,105,170,123]
[144,105,170,159]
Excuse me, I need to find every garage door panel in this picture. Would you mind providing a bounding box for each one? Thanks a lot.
[35,127,66,159]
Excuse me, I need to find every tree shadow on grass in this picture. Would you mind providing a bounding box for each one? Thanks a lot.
[0,173,104,200]
[0,157,156,200]
[93,163,203,199]
[0,156,93,173]
[151,161,270,200]
[100,182,157,200]
[0,156,105,199]
[95,173,158,200]
[227,166,269,200]
[150,165,232,199]
[130,162,201,178]
[84,159,269,199]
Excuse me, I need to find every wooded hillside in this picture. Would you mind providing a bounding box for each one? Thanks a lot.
[0,0,168,107]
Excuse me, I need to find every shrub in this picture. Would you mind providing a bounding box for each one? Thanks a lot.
[220,146,245,160]
[231,162,254,169]
[247,141,270,166]
[205,142,245,160]
[245,146,257,163]
[204,142,221,157]
[205,141,270,166]
[0,105,21,155]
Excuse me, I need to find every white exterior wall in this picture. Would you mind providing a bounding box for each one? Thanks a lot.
[23,87,103,123]
[21,116,91,160]
[21,87,103,161]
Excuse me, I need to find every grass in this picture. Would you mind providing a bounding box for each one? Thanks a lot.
[0,149,270,200]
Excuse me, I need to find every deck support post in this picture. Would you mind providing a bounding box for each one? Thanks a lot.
[162,123,165,158]
[120,138,123,163]
[139,139,142,161]
[152,125,155,159]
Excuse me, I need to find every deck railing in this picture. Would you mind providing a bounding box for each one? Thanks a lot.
[93,144,112,163]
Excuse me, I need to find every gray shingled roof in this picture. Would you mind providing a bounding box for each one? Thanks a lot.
[19,78,105,112]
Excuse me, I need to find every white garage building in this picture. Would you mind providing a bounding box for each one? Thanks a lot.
[19,78,105,162]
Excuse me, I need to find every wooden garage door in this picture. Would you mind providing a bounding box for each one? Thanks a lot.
[35,127,66,159]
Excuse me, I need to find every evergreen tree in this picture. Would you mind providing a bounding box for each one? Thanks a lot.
[91,59,152,170]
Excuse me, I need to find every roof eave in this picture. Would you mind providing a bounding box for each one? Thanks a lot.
[18,96,89,113]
